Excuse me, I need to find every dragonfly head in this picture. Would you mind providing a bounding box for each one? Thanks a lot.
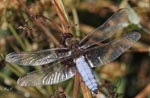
[61,33,79,49]
[61,33,73,46]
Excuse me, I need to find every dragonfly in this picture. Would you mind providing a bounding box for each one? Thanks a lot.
[5,8,141,94]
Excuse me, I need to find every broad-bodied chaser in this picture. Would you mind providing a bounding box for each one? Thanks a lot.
[6,8,141,94]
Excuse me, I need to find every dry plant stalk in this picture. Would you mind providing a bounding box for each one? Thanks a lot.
[135,83,150,98]
[73,71,80,98]
[80,77,93,98]
[51,0,71,34]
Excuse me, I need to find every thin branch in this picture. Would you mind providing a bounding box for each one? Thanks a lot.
[80,78,93,98]
[73,71,80,98]
[51,0,70,33]
[135,83,150,98]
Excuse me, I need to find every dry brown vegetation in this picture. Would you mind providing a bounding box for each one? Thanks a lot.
[0,0,150,98]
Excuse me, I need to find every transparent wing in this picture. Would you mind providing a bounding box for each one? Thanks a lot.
[80,8,130,48]
[17,58,76,86]
[85,32,141,67]
[5,48,71,66]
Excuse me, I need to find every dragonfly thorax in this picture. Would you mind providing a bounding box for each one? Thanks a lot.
[65,37,84,58]
[65,38,79,49]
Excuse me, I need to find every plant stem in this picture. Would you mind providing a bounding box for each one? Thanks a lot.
[73,71,80,98]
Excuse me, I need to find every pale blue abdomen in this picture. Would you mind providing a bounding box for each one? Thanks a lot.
[75,56,98,94]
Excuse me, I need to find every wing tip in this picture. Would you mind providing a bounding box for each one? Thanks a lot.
[17,77,26,87]
[136,31,141,38]
[5,52,15,63]
[132,31,141,41]
[17,75,33,87]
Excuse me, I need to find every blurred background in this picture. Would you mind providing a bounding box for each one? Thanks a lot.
[0,0,150,98]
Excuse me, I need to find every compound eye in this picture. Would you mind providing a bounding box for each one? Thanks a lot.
[65,38,72,47]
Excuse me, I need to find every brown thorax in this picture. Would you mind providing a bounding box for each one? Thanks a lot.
[65,37,83,58]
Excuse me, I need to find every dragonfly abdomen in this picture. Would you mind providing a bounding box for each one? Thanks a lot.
[75,56,98,94]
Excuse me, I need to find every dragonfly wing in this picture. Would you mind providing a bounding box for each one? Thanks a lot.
[17,59,76,86]
[5,48,71,66]
[80,8,130,48]
[85,32,141,67]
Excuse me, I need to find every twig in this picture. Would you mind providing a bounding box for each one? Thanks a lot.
[135,83,150,98]
[73,71,80,98]
[80,77,93,98]
[72,8,80,37]
[51,0,70,34]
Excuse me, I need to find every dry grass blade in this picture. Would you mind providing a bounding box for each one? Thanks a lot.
[51,0,70,33]
[0,53,5,68]
[73,71,80,98]
[80,77,92,98]
[49,86,67,98]
[1,0,150,98]
[135,83,150,98]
